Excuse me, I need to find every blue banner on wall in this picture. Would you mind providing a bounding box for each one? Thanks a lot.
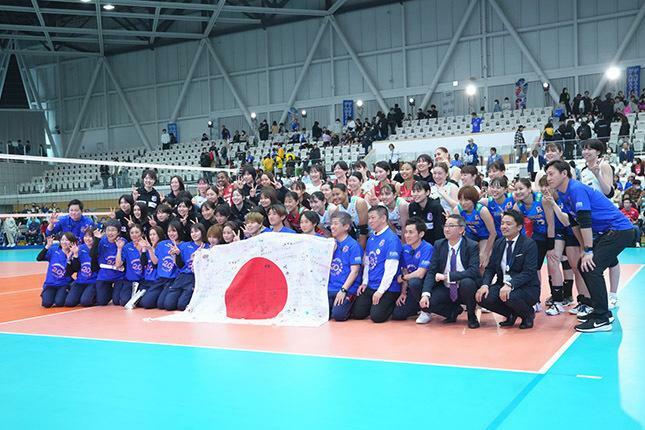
[514,78,528,110]
[626,66,641,98]
[167,123,178,143]
[342,100,354,126]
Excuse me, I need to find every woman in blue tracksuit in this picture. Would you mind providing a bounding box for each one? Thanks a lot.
[162,223,208,311]
[37,232,77,308]
[113,224,145,306]
[155,220,183,309]
[137,226,166,309]
[66,227,99,306]
[80,220,124,306]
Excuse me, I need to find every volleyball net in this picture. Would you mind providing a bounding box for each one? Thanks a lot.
[0,152,235,247]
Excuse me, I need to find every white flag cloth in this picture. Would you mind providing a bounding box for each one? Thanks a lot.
[157,233,335,327]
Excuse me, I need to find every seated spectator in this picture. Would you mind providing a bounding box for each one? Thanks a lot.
[476,210,539,329]
[620,198,641,247]
[419,214,481,328]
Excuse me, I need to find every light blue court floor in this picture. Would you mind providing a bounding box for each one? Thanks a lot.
[1,249,644,429]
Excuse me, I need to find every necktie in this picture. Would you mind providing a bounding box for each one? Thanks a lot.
[449,248,458,302]
[505,240,514,271]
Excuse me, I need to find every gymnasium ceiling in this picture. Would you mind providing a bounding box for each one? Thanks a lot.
[0,0,406,57]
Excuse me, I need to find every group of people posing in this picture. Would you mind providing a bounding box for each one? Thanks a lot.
[37,138,633,333]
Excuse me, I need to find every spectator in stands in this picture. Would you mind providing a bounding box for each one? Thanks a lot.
[619,141,634,164]
[200,133,209,142]
[513,124,526,163]
[161,129,170,150]
[559,88,571,117]
[501,97,511,111]
[577,118,592,141]
[487,147,502,172]
[2,216,19,247]
[221,125,231,141]
[200,148,214,183]
[527,149,546,181]
[625,179,642,207]
[332,118,342,135]
[618,116,630,140]
[100,164,111,189]
[470,112,482,133]
[387,109,397,135]
[309,143,321,166]
[393,104,404,127]
[169,132,177,146]
[451,154,464,169]
[464,138,479,166]
[258,119,269,141]
[428,105,438,119]
[620,198,641,247]
[416,108,425,120]
[594,114,611,146]
[492,99,502,112]
[311,121,322,141]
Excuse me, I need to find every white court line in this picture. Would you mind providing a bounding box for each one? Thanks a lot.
[0,306,95,326]
[0,288,41,296]
[0,330,540,375]
[538,265,643,375]
[576,374,603,379]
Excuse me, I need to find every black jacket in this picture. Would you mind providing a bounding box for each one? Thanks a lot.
[481,235,539,296]
[422,237,480,294]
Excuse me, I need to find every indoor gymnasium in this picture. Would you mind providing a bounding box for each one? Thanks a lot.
[1,0,644,429]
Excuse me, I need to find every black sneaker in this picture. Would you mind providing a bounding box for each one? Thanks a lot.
[577,311,614,323]
[575,317,612,333]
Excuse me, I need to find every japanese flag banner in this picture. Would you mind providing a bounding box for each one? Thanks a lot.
[157,233,335,327]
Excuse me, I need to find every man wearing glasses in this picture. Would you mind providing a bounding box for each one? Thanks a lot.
[419,214,481,329]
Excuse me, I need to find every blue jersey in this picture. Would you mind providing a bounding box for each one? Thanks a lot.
[485,194,515,237]
[517,193,547,240]
[262,226,297,234]
[76,243,97,284]
[557,179,632,234]
[328,235,363,294]
[365,228,402,293]
[143,247,159,282]
[156,240,179,279]
[42,245,72,287]
[122,242,143,281]
[401,241,434,273]
[46,215,94,240]
[459,203,490,240]
[471,117,482,132]
[97,237,124,282]
[178,241,203,274]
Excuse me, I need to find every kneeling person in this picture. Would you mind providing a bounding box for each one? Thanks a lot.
[476,210,539,329]
[419,214,481,328]
[393,218,434,321]
[351,206,403,323]
[327,212,363,321]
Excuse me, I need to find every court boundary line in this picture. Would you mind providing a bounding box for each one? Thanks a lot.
[0,330,541,375]
[537,265,643,374]
[0,307,95,325]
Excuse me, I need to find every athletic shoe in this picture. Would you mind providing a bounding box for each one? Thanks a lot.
[568,302,584,315]
[545,296,554,307]
[575,317,612,333]
[608,294,618,310]
[577,312,614,323]
[576,304,594,317]
[562,296,574,306]
[545,302,565,316]
[416,311,432,324]
[533,302,542,313]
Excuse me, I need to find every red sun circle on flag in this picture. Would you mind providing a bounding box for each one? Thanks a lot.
[225,257,289,319]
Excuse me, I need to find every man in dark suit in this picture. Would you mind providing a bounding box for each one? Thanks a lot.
[476,210,540,329]
[419,214,481,329]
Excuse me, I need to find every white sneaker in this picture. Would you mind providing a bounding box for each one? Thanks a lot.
[576,304,594,317]
[416,311,432,324]
[533,302,542,313]
[568,303,583,315]
[608,294,618,310]
[545,302,565,316]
